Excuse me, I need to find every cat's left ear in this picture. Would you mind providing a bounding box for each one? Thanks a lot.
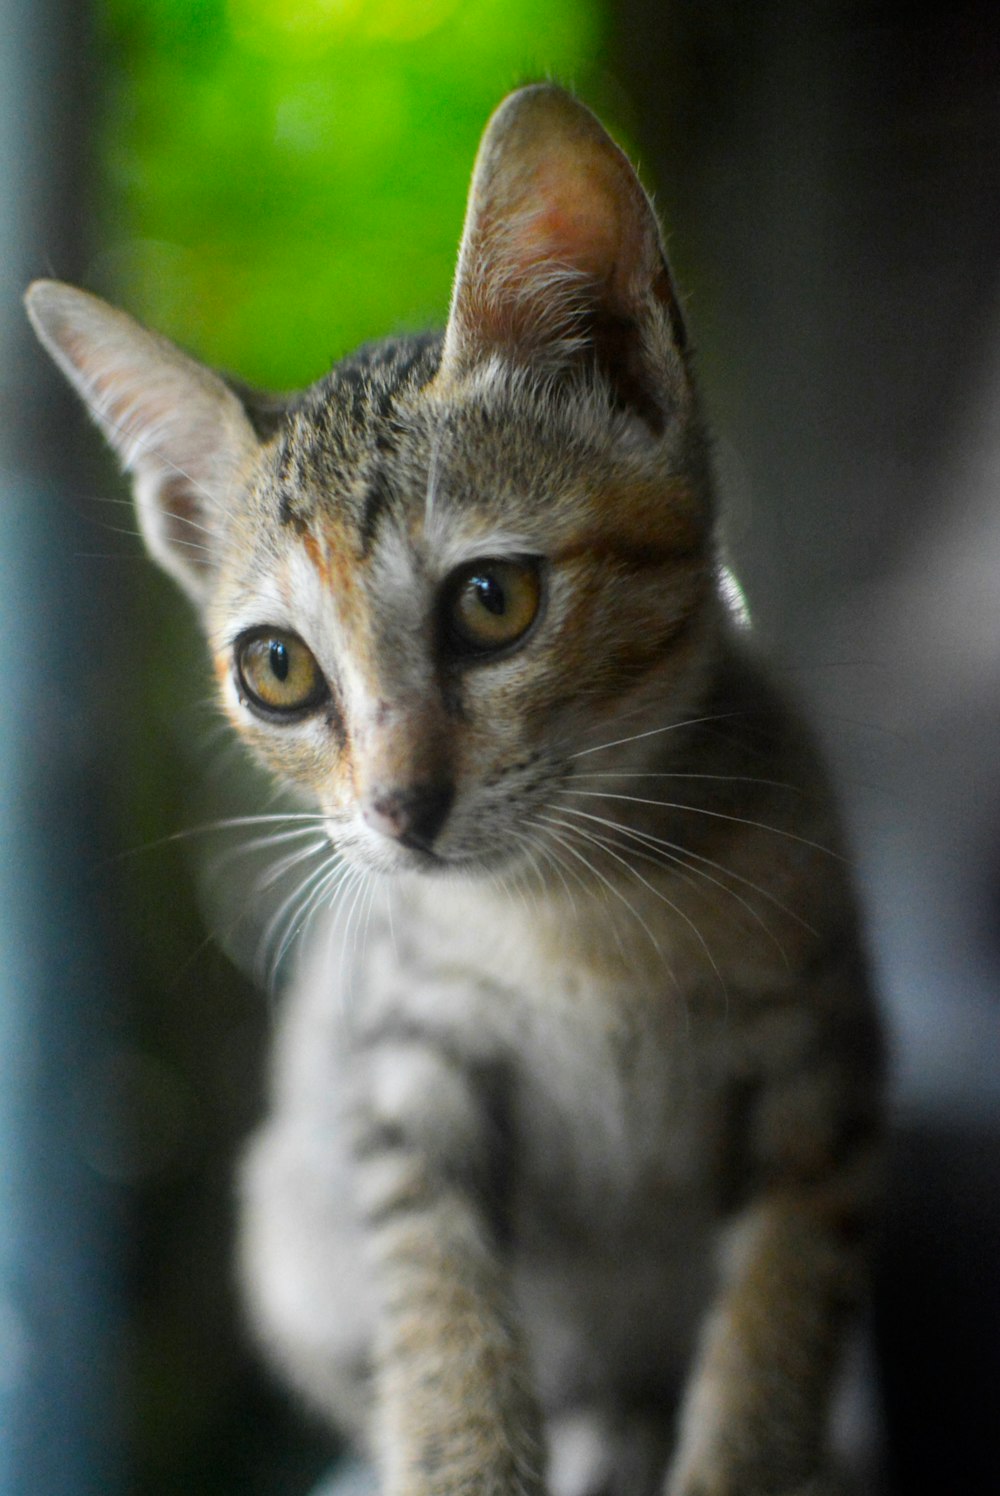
[439,84,687,433]
[25,280,259,609]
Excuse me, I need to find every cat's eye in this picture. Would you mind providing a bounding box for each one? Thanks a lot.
[235,629,328,716]
[443,558,542,657]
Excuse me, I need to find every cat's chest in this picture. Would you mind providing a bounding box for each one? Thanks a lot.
[356,880,725,1202]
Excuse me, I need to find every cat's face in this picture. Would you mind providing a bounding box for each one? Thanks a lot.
[206,358,712,875]
[25,83,717,878]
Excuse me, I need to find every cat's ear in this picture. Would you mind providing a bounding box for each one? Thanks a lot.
[24,279,259,608]
[439,84,686,432]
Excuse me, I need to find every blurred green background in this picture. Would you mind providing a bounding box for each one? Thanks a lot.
[96,0,606,387]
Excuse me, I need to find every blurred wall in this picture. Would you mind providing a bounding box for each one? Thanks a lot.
[614,2,1000,1488]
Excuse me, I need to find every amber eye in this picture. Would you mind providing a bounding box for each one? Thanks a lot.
[444,558,542,656]
[235,629,328,716]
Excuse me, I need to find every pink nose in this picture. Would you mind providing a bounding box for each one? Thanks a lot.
[362,783,454,852]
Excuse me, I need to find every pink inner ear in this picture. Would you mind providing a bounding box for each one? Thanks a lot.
[465,138,658,353]
[444,86,683,384]
[522,156,624,286]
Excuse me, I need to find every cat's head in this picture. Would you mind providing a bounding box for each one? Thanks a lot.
[26,84,719,877]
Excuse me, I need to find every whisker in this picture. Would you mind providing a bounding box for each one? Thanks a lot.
[516,825,579,916]
[546,808,721,995]
[552,802,793,967]
[90,482,224,536]
[255,837,330,896]
[257,850,347,987]
[521,819,592,910]
[504,836,541,921]
[499,837,538,915]
[352,873,380,982]
[343,861,375,969]
[534,818,632,966]
[208,823,331,876]
[322,861,368,1007]
[255,864,323,985]
[277,854,362,989]
[111,810,330,866]
[572,770,803,794]
[555,798,816,936]
[570,712,743,761]
[534,811,665,969]
[561,788,842,861]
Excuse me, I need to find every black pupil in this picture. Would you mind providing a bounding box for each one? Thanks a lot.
[269,640,290,681]
[472,573,505,615]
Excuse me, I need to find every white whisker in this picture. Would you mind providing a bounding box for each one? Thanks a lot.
[561,788,841,860]
[553,799,816,940]
[208,824,330,877]
[573,769,802,794]
[552,801,791,972]
[570,712,743,761]
[546,808,722,995]
[117,810,329,861]
[256,837,330,895]
[534,811,665,970]
[258,850,347,987]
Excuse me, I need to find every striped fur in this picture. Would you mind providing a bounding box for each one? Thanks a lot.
[27,84,883,1496]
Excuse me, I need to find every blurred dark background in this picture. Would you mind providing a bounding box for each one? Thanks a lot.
[2,2,998,1492]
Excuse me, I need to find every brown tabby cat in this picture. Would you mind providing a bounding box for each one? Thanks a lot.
[26,84,883,1496]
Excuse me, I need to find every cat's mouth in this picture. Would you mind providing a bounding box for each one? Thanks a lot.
[370,844,489,878]
[329,822,504,880]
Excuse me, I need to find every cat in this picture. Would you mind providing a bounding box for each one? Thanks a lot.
[26,83,883,1496]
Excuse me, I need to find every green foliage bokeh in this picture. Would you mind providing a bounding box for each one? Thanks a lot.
[97,0,604,390]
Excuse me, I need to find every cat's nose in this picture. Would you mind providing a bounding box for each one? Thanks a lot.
[363,783,454,853]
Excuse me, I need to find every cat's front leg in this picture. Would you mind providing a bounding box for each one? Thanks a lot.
[353,1032,545,1496]
[664,1176,873,1496]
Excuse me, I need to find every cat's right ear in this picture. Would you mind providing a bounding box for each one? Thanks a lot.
[438,85,688,433]
[24,280,259,609]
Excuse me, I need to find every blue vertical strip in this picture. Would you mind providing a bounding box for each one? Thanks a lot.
[0,481,123,1496]
[0,1,123,1492]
